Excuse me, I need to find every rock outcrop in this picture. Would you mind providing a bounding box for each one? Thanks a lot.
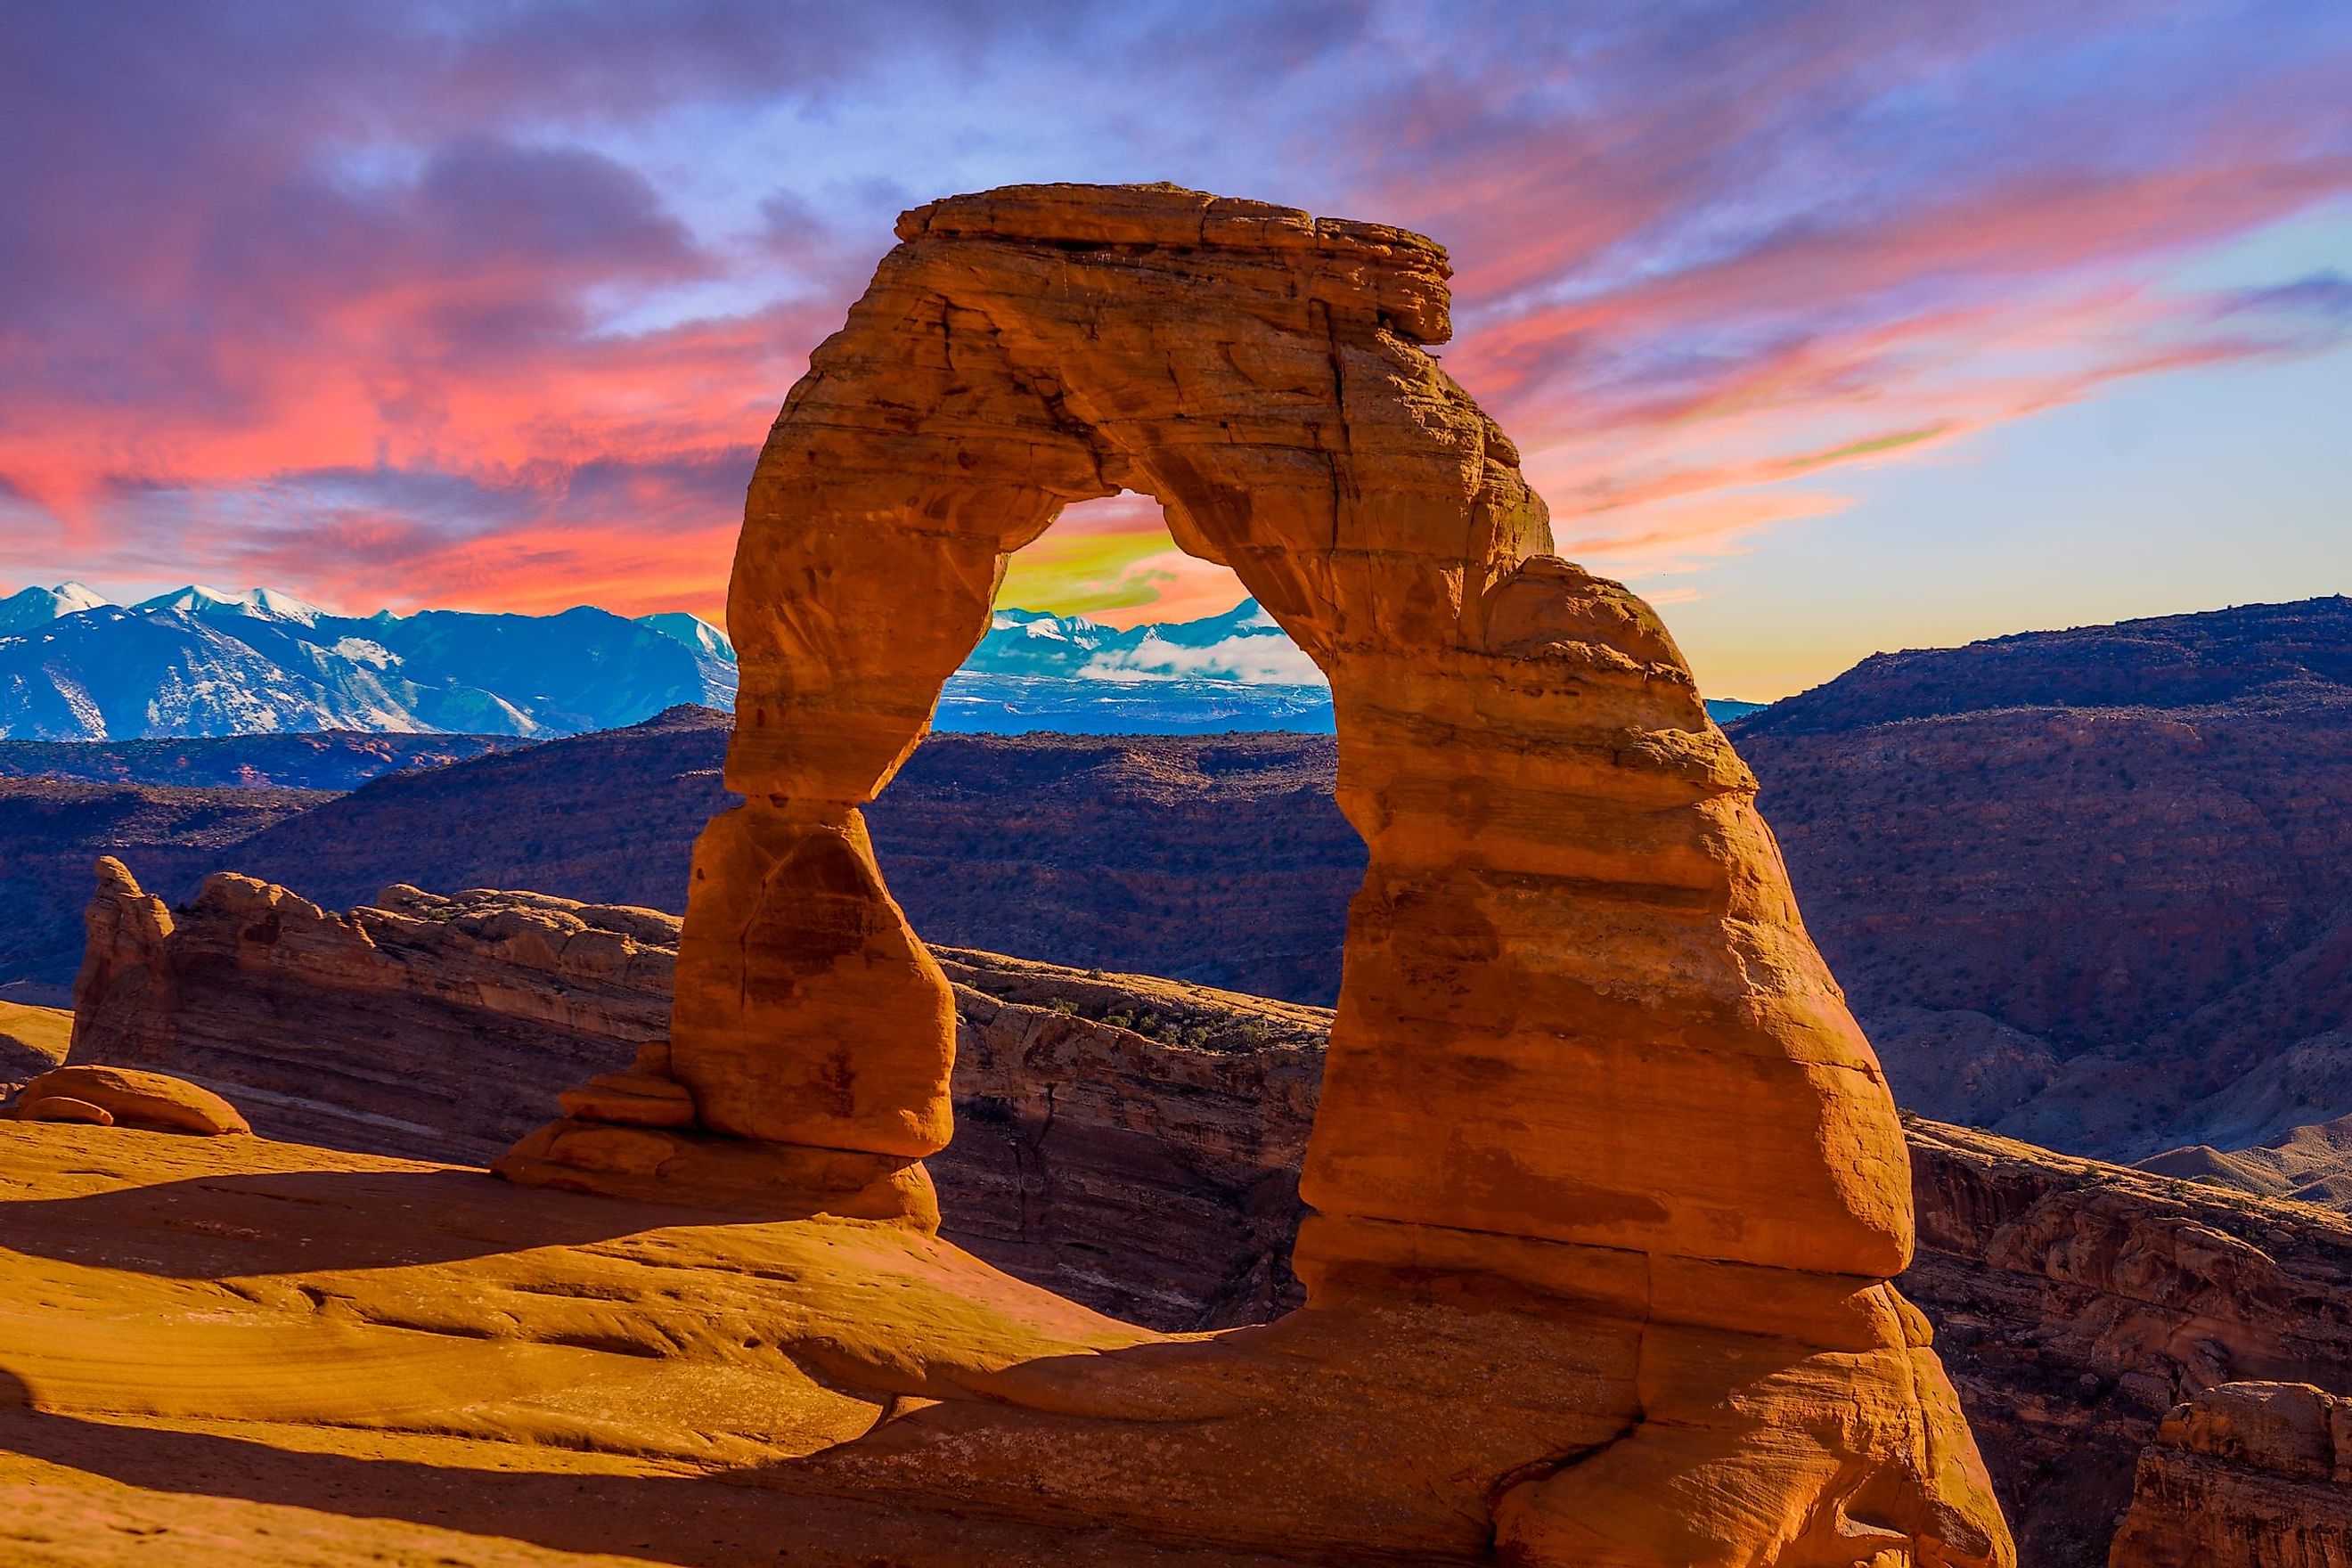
[69,861,672,1162]
[1905,1121,2352,1567]
[0,997,69,1083]
[2107,1382,2352,1567]
[1727,597,2352,1160]
[489,182,2006,1566]
[69,861,2352,1562]
[66,864,1328,1330]
[0,780,320,995]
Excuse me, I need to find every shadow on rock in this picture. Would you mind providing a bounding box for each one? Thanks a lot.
[0,1368,1291,1568]
[0,1166,736,1277]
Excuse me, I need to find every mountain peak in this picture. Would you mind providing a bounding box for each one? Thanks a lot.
[0,582,117,635]
[134,584,325,625]
[635,611,735,661]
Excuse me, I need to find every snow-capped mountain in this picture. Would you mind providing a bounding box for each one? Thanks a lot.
[963,600,1321,683]
[0,582,110,634]
[0,585,733,739]
[636,611,734,662]
[0,584,1763,739]
[133,584,326,625]
[941,600,1335,732]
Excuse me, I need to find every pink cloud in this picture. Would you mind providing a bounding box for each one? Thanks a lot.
[1,2,2348,624]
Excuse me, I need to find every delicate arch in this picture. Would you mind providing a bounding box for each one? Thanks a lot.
[494,183,2012,1568]
[633,182,1909,1287]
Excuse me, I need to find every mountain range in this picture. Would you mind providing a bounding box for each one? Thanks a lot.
[0,582,1762,739]
[0,583,736,739]
[12,593,2347,1178]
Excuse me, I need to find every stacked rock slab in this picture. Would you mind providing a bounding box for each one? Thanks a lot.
[502,183,2011,1565]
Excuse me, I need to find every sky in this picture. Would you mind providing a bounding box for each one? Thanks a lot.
[2,2,2348,698]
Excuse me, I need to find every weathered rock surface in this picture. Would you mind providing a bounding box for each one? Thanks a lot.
[2107,1382,2352,1567]
[15,1094,111,1126]
[0,998,69,1082]
[67,865,1325,1330]
[933,948,1327,1327]
[1905,1121,2352,1568]
[17,594,2352,1188]
[69,861,674,1162]
[13,713,1365,1009]
[0,1123,1294,1568]
[0,775,321,995]
[483,181,2007,1565]
[1729,597,2352,1161]
[68,859,2352,1563]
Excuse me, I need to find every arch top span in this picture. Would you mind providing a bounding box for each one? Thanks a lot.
[727,182,1566,807]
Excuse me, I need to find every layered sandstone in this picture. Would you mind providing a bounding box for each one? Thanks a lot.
[0,998,68,1083]
[486,182,2006,1565]
[1905,1121,2352,1567]
[2107,1383,2352,1567]
[1729,597,2352,1158]
[68,862,2352,1562]
[0,1123,1293,1568]
[69,860,672,1162]
[8,1064,248,1135]
[66,865,1324,1328]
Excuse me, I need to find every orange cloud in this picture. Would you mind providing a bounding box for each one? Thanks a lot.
[3,2,2348,634]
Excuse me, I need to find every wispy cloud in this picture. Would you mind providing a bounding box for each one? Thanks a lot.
[1,1,2347,617]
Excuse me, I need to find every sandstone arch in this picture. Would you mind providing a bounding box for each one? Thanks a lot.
[502,184,2012,1566]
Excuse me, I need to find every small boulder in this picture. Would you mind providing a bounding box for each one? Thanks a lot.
[16,1065,249,1136]
[18,1095,115,1127]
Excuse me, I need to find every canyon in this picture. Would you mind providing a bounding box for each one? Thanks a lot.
[1735,594,2352,1163]
[10,183,2014,1568]
[10,184,2352,1567]
[8,598,2347,1188]
[54,861,2352,1564]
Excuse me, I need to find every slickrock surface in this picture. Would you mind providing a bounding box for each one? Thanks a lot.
[0,1123,1311,1568]
[0,998,69,1081]
[485,182,2010,1565]
[8,1065,247,1135]
[2107,1382,2352,1567]
[935,948,1326,1327]
[61,863,2352,1563]
[68,865,1323,1330]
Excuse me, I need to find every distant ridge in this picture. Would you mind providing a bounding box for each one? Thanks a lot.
[1,581,1768,739]
[0,584,733,740]
[1734,594,2352,738]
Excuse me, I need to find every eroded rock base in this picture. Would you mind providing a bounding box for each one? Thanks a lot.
[0,1124,1994,1568]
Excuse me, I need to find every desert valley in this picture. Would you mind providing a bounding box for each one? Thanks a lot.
[0,183,2344,1568]
[6,5,2351,1566]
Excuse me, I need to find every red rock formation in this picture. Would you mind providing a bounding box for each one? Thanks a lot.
[2107,1382,2352,1567]
[1727,600,2352,1157]
[1906,1121,2352,1567]
[70,862,2352,1563]
[499,182,2008,1566]
[69,863,673,1162]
